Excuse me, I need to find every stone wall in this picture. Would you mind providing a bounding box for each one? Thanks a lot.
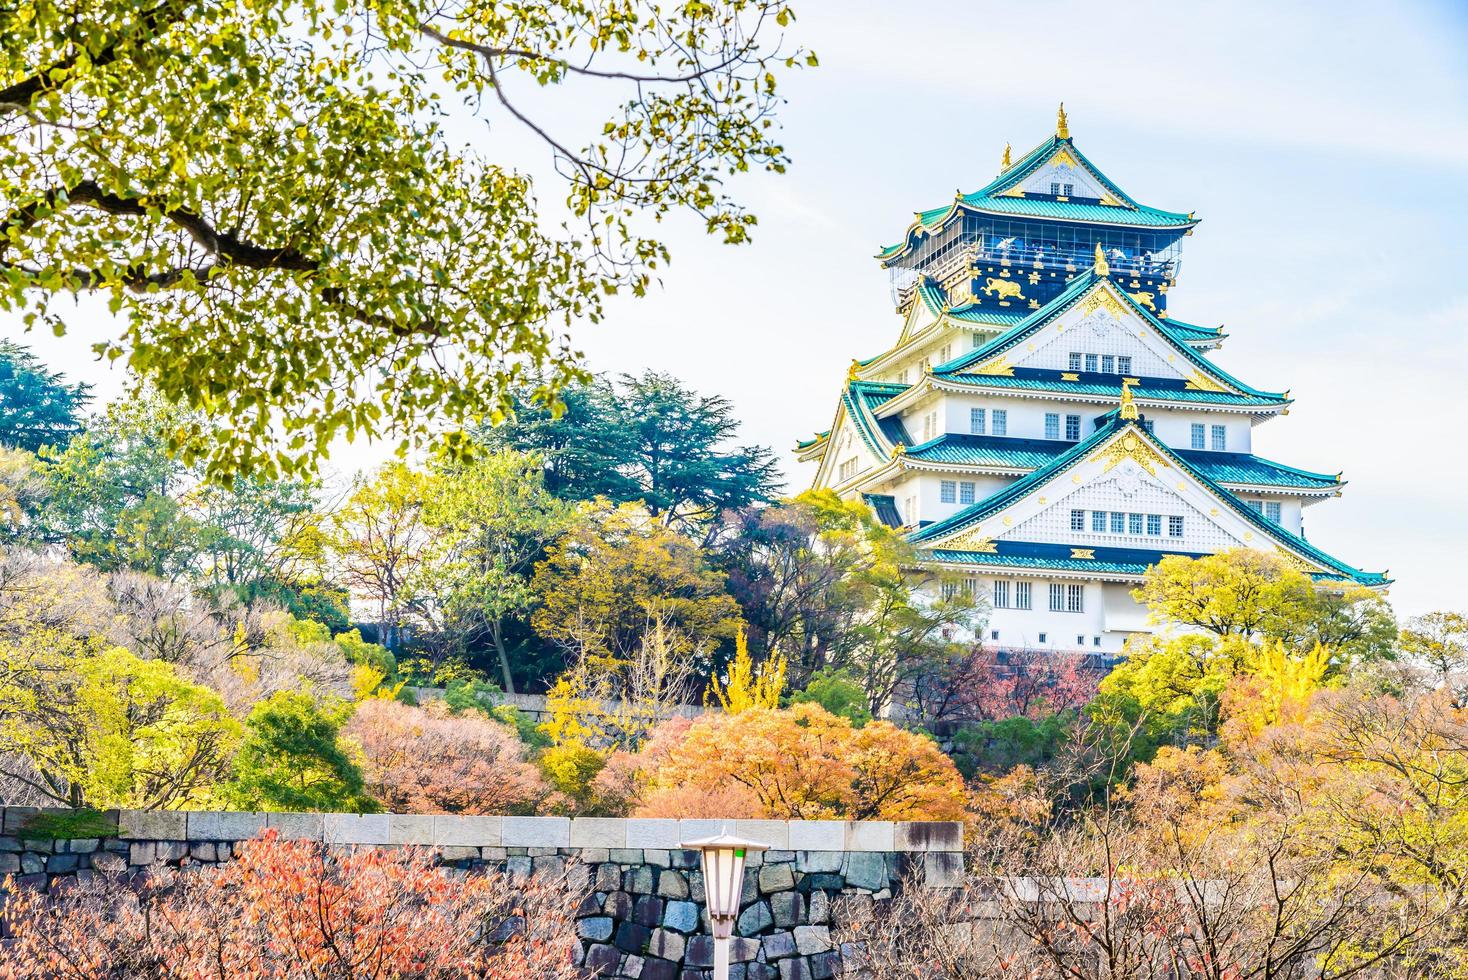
[0,808,963,979]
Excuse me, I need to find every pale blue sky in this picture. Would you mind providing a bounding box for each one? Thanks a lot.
[10,0,1467,615]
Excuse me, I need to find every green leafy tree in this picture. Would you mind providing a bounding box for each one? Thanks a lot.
[229,690,373,812]
[0,635,239,808]
[788,666,871,726]
[485,371,782,533]
[0,341,90,453]
[3,0,811,479]
[416,450,573,693]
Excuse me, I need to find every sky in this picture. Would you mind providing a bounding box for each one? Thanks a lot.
[7,0,1468,616]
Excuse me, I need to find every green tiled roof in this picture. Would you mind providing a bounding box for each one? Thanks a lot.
[839,381,908,458]
[931,371,1287,408]
[936,270,1284,401]
[879,135,1198,258]
[902,433,1339,490]
[909,417,1386,586]
[1163,318,1227,344]
[927,544,1365,585]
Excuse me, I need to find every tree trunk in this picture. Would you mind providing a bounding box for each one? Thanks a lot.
[491,618,516,695]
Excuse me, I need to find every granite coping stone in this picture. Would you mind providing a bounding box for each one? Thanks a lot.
[626,818,681,850]
[571,817,627,849]
[266,812,325,840]
[433,815,501,846]
[323,813,389,845]
[188,812,266,841]
[503,816,570,848]
[787,820,844,852]
[119,810,188,840]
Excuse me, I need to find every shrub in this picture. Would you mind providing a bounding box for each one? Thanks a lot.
[788,666,871,726]
[0,832,582,979]
[346,700,547,814]
[229,691,374,812]
[641,703,966,820]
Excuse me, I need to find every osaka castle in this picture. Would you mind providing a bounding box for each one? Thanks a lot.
[797,106,1386,655]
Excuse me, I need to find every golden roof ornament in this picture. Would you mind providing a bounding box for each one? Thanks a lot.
[847,359,861,382]
[1056,102,1070,140]
[891,442,907,459]
[1001,142,1012,170]
[1094,241,1109,277]
[1119,379,1139,421]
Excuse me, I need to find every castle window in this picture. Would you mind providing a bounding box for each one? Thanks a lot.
[994,580,1010,609]
[992,410,1008,436]
[1091,511,1106,532]
[972,332,984,349]
[1211,425,1227,451]
[1118,355,1132,374]
[942,581,958,600]
[970,407,985,435]
[1142,419,1155,433]
[1169,516,1185,537]
[1110,512,1125,533]
[1129,513,1144,535]
[1070,509,1085,531]
[1147,514,1162,536]
[940,480,956,504]
[1077,635,1085,646]
[1067,584,1084,613]
[1050,182,1061,195]
[1038,633,1048,645]
[1191,423,1206,450]
[959,481,976,504]
[1045,413,1060,440]
[1085,354,1098,372]
[1065,414,1081,440]
[1069,352,1083,371]
[991,630,1000,641]
[838,458,857,482]
[1015,581,1032,609]
[939,343,952,363]
[1265,501,1281,523]
[922,411,939,441]
[1093,636,1102,647]
[1101,355,1115,374]
[1245,500,1263,514]
[1064,183,1074,196]
[1049,583,1064,612]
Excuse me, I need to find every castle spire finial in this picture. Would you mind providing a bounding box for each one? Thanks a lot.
[1094,241,1109,277]
[1056,102,1070,140]
[1119,379,1139,421]
[1001,142,1012,170]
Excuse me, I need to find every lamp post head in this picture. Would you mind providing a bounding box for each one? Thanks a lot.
[682,830,770,939]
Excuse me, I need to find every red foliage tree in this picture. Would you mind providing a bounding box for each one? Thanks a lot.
[345,699,549,814]
[0,833,580,979]
[908,647,1101,723]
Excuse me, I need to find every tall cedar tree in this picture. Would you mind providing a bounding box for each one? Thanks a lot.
[483,371,782,534]
[0,341,90,453]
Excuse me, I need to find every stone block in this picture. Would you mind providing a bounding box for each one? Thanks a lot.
[923,851,965,888]
[157,841,188,864]
[0,835,19,851]
[627,865,656,894]
[626,818,682,850]
[737,899,773,936]
[0,853,18,874]
[577,916,615,942]
[503,815,570,848]
[844,820,894,852]
[640,959,677,980]
[795,873,843,894]
[643,848,670,868]
[778,959,813,980]
[584,943,621,975]
[744,964,778,980]
[188,811,266,841]
[118,809,187,841]
[632,895,664,928]
[647,928,686,961]
[323,813,388,845]
[604,891,632,919]
[795,850,842,874]
[594,862,622,891]
[384,814,433,845]
[2,807,37,834]
[571,817,626,849]
[663,899,700,933]
[19,853,43,875]
[432,814,501,847]
[676,818,723,845]
[92,852,125,873]
[893,821,963,853]
[610,847,643,865]
[762,930,797,960]
[757,862,795,894]
[45,853,79,873]
[622,954,645,978]
[770,890,803,928]
[266,812,325,840]
[734,819,789,850]
[807,890,831,925]
[189,842,217,862]
[580,847,609,864]
[794,925,831,955]
[809,950,841,980]
[656,869,689,898]
[128,842,155,865]
[614,920,652,954]
[670,848,700,869]
[842,852,887,892]
[439,846,480,862]
[68,838,99,854]
[787,820,843,852]
[531,854,565,877]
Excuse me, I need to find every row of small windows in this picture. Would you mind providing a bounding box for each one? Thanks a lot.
[1071,509,1185,538]
[970,408,1008,436]
[942,578,1085,615]
[1067,352,1133,375]
[1045,412,1082,441]
[837,458,858,482]
[1049,182,1075,197]
[939,480,977,505]
[1190,423,1228,452]
[1001,631,1104,648]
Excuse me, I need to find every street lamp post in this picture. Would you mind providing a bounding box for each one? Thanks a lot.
[682,828,769,980]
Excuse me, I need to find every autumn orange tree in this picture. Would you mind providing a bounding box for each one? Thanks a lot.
[640,702,965,820]
[0,832,582,979]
